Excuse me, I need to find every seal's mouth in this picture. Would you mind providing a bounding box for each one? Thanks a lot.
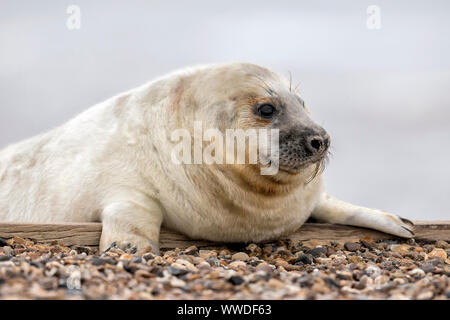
[262,143,330,174]
[277,148,330,179]
[279,157,324,174]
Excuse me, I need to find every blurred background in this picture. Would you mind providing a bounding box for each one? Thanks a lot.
[0,0,449,220]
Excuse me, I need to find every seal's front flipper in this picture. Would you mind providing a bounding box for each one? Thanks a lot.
[100,200,163,255]
[311,193,414,238]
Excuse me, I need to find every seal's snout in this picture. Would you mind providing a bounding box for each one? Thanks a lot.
[278,126,330,173]
[305,133,330,156]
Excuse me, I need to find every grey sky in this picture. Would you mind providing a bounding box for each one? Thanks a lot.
[1,0,449,219]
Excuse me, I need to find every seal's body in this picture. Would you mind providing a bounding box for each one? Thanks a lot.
[0,63,414,253]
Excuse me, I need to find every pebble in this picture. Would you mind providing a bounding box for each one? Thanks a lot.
[344,242,361,252]
[295,254,313,265]
[267,278,285,289]
[410,268,426,277]
[197,262,211,270]
[365,265,381,278]
[142,253,155,261]
[360,240,374,249]
[428,248,447,259]
[348,256,363,264]
[336,271,353,280]
[263,245,272,255]
[246,244,258,252]
[10,237,26,245]
[231,252,250,261]
[228,261,247,270]
[374,275,389,289]
[417,291,434,300]
[2,246,13,257]
[135,269,154,279]
[324,277,341,289]
[199,250,216,259]
[228,275,245,286]
[207,257,221,267]
[329,254,347,265]
[0,238,7,247]
[421,262,435,273]
[184,246,198,255]
[390,244,411,255]
[131,256,142,264]
[309,246,327,257]
[73,246,91,255]
[256,263,274,273]
[316,257,331,264]
[0,261,15,268]
[168,266,189,276]
[169,278,186,288]
[175,259,197,272]
[218,250,230,257]
[120,253,133,261]
[435,240,449,249]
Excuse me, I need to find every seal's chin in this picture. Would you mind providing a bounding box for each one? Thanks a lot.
[278,165,304,174]
[259,149,329,182]
[278,154,328,176]
[279,162,314,175]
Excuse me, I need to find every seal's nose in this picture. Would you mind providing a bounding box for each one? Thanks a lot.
[306,133,330,155]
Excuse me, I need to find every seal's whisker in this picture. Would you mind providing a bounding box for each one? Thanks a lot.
[254,84,274,96]
[319,157,328,174]
[305,161,321,185]
[251,74,275,96]
[288,71,292,92]
[327,147,335,159]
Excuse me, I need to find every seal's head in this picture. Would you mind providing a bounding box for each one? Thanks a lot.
[172,62,330,191]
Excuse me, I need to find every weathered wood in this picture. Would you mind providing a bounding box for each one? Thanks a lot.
[159,221,450,249]
[0,221,449,248]
[0,222,102,247]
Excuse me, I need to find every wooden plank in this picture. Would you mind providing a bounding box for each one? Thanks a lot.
[0,221,449,248]
[159,221,450,249]
[0,222,102,247]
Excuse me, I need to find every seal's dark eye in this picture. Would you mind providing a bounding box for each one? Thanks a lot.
[258,104,276,119]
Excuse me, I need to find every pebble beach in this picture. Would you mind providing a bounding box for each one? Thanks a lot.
[0,236,449,300]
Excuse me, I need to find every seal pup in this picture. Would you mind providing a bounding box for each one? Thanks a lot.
[0,62,414,253]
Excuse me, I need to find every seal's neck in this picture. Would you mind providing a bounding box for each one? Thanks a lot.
[196,163,320,211]
[225,164,320,196]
